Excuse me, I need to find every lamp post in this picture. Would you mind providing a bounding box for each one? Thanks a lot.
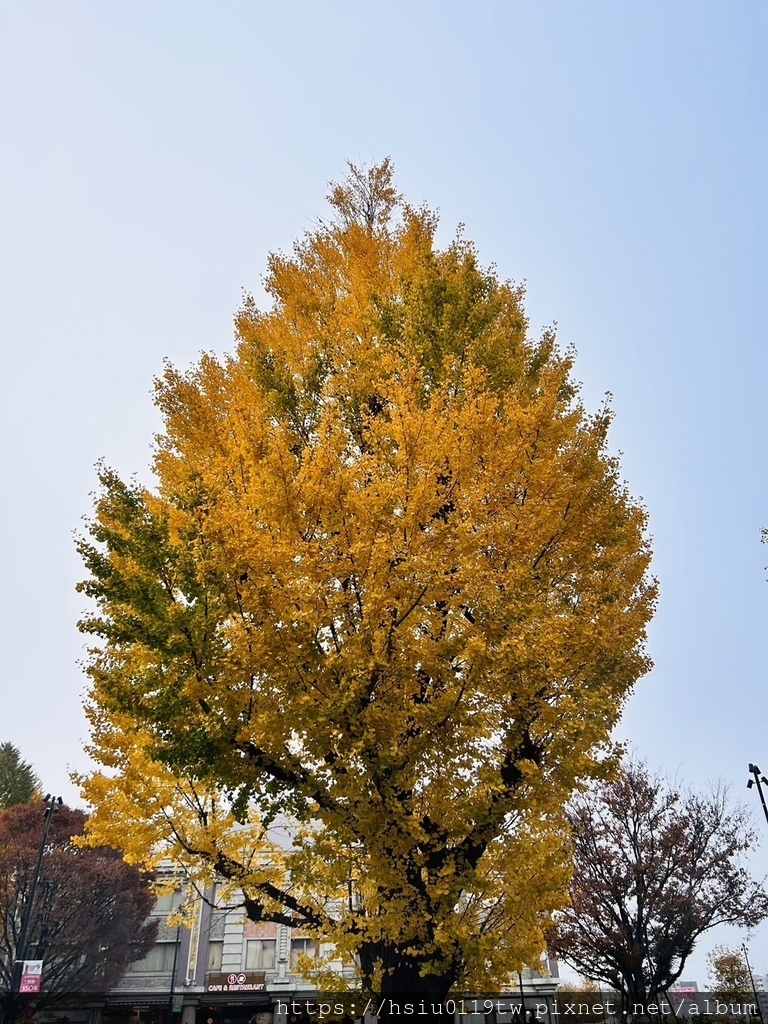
[166,873,185,1024]
[518,971,529,1024]
[166,923,181,1024]
[747,765,768,828]
[742,944,764,1024]
[10,795,62,1000]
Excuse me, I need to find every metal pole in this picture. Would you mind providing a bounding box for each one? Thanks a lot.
[747,765,768,829]
[742,945,764,1024]
[10,796,61,999]
[167,924,181,1024]
[518,971,529,1024]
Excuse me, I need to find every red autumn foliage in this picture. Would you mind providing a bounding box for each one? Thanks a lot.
[0,802,157,1016]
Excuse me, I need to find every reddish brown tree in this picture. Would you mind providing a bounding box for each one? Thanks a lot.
[548,762,768,1011]
[0,803,157,1022]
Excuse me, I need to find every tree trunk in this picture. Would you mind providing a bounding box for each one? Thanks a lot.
[0,993,21,1024]
[359,941,458,1024]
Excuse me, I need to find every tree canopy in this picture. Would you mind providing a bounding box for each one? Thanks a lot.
[77,160,656,1006]
[0,802,157,1022]
[548,761,768,1008]
[0,742,41,810]
[707,945,753,1011]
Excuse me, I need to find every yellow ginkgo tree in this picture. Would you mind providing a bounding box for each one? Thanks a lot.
[77,160,656,1008]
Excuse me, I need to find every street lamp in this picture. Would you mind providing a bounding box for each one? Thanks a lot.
[167,923,181,1024]
[166,873,185,1024]
[10,795,63,1000]
[742,944,764,1024]
[747,765,768,828]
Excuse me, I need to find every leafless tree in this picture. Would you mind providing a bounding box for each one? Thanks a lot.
[549,761,768,1010]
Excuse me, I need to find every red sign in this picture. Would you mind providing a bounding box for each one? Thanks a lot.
[19,961,43,994]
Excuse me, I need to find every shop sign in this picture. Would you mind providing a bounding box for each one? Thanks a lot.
[206,971,266,992]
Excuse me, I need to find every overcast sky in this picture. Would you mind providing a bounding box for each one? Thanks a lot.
[1,0,767,983]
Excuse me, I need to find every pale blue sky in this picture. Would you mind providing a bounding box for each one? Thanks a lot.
[1,0,767,982]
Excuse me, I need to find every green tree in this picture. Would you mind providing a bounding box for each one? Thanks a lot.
[0,743,41,810]
[77,160,656,1014]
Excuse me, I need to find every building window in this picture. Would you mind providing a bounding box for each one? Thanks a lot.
[290,938,318,971]
[153,889,185,915]
[132,942,178,973]
[210,880,233,911]
[207,941,223,971]
[245,939,276,970]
